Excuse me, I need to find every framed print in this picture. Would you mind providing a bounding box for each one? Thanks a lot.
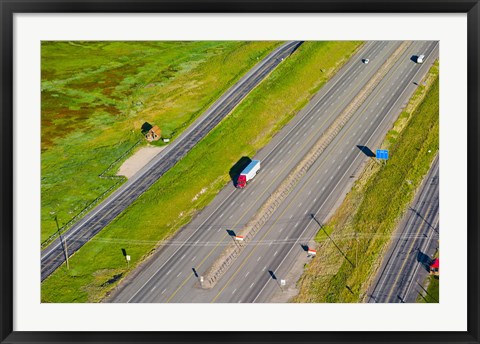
[1,0,479,343]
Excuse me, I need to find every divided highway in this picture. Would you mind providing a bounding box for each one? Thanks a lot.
[201,40,439,303]
[367,156,439,303]
[108,41,440,303]
[41,41,303,281]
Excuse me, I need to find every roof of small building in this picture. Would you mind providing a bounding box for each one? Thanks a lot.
[151,125,160,134]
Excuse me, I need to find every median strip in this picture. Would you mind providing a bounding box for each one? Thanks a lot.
[201,41,412,288]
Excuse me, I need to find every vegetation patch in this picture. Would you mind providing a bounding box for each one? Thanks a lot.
[41,41,282,243]
[417,275,439,303]
[41,41,363,303]
[293,60,439,303]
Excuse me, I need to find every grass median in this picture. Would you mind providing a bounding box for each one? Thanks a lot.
[293,60,439,303]
[41,41,363,302]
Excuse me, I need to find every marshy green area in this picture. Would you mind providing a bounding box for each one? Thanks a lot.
[293,61,439,303]
[41,41,363,302]
[41,41,282,243]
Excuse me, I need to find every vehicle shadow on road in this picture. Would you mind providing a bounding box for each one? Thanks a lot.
[229,157,252,187]
[416,250,432,272]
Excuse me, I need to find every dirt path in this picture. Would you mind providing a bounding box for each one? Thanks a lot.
[117,146,166,179]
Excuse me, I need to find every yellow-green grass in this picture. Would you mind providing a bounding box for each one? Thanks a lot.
[293,61,439,303]
[417,275,439,303]
[41,41,282,243]
[41,41,363,303]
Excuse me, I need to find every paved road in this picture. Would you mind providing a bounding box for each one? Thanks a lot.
[205,40,439,304]
[41,41,303,281]
[109,41,432,303]
[367,156,439,303]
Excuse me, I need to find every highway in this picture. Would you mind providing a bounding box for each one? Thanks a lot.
[204,40,439,304]
[367,156,439,303]
[41,41,303,281]
[109,41,439,303]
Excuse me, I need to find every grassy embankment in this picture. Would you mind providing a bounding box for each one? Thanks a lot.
[417,276,439,303]
[41,41,282,244]
[293,60,439,303]
[41,41,363,302]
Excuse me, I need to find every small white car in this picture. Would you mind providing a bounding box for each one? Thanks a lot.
[363,58,369,64]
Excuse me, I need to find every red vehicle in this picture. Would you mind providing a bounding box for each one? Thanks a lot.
[429,258,439,275]
[237,160,261,188]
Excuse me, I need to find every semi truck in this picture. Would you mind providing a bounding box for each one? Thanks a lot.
[236,160,260,188]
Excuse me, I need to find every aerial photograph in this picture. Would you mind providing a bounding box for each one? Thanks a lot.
[41,40,439,303]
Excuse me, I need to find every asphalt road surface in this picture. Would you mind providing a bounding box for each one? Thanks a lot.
[109,41,438,303]
[366,156,439,303]
[41,41,303,281]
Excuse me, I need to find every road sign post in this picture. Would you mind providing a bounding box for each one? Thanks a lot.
[376,149,389,165]
[126,255,131,268]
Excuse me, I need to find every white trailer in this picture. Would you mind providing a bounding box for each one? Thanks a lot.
[237,160,261,188]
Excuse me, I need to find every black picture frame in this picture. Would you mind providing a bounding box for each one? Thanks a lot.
[1,1,479,343]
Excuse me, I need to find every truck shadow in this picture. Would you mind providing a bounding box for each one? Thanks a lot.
[229,157,252,187]
[416,250,432,272]
[410,55,419,63]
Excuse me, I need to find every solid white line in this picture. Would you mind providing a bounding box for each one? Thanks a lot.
[126,187,237,302]
[252,42,439,303]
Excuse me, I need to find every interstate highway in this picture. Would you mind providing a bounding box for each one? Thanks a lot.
[367,156,439,303]
[108,41,433,303]
[209,41,438,303]
[40,41,302,281]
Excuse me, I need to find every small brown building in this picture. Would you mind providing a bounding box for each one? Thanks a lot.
[145,125,161,142]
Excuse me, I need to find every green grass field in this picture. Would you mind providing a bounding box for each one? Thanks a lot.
[293,61,439,303]
[41,41,282,243]
[417,275,439,303]
[41,41,363,303]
